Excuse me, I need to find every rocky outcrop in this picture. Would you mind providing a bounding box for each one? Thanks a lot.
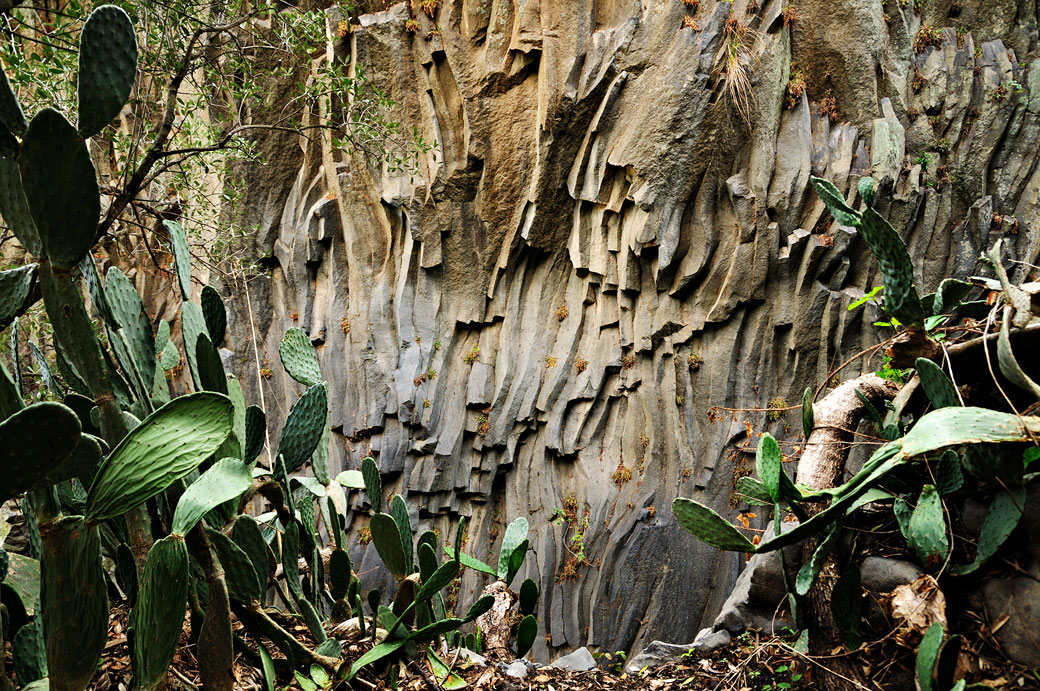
[223,0,1040,658]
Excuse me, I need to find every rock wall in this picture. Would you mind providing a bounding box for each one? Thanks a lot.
[224,0,1040,657]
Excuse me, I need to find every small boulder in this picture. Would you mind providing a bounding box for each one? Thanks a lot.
[625,641,693,673]
[692,627,731,653]
[549,647,597,672]
[501,660,529,679]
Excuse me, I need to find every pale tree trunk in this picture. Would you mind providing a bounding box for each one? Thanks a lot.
[797,374,899,691]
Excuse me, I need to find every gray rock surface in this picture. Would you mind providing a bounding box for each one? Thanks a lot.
[860,557,924,595]
[625,641,694,674]
[501,660,529,679]
[548,647,597,672]
[219,0,1040,659]
[692,627,732,654]
[982,566,1040,668]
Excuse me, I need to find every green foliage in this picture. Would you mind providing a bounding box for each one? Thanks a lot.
[76,5,138,138]
[84,393,234,521]
[134,536,190,690]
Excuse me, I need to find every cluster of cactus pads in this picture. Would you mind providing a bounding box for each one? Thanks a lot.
[0,8,533,688]
[673,176,1037,676]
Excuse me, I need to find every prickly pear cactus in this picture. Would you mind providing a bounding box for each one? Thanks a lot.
[0,64,27,137]
[76,5,138,138]
[40,517,108,691]
[207,527,262,604]
[18,109,100,271]
[907,485,949,570]
[279,327,322,387]
[0,264,37,324]
[673,497,756,552]
[277,383,328,474]
[370,512,408,579]
[133,536,190,690]
[85,392,233,522]
[171,458,252,536]
[0,158,40,256]
[201,285,227,345]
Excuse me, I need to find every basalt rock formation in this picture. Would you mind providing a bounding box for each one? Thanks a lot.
[224,0,1040,658]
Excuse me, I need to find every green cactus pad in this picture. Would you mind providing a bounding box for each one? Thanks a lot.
[195,334,228,395]
[28,338,62,397]
[310,419,331,485]
[808,175,861,227]
[329,548,352,600]
[801,387,814,438]
[160,337,180,371]
[206,527,262,604]
[442,546,495,576]
[504,538,528,586]
[497,517,529,580]
[163,220,193,300]
[0,263,35,326]
[231,514,274,588]
[414,560,458,604]
[80,255,116,325]
[243,405,266,464]
[901,407,1040,457]
[952,485,1025,575]
[40,517,108,691]
[933,278,972,315]
[279,327,323,387]
[908,485,949,570]
[795,519,841,596]
[0,64,27,136]
[37,432,104,490]
[180,300,208,390]
[859,206,924,327]
[516,614,537,657]
[0,158,41,257]
[936,450,964,496]
[106,266,156,389]
[76,5,138,138]
[916,358,959,409]
[389,494,413,573]
[0,401,82,499]
[370,512,408,579]
[20,109,100,271]
[277,383,327,475]
[39,262,109,396]
[201,286,227,345]
[673,498,756,552]
[857,176,876,207]
[734,476,773,505]
[172,458,251,535]
[0,359,22,420]
[85,392,233,522]
[755,434,784,503]
[134,536,190,690]
[830,564,862,650]
[281,520,303,601]
[361,456,382,512]
[916,622,944,691]
[417,541,437,583]
[12,614,46,684]
[519,578,539,616]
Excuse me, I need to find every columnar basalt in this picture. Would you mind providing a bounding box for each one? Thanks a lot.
[226,0,1040,657]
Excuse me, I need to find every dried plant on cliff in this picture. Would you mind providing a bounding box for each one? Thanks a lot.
[713,16,759,128]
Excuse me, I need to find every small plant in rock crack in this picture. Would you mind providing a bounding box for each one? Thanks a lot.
[785,70,806,109]
[464,343,480,364]
[767,398,788,421]
[688,352,704,370]
[556,305,569,321]
[575,357,589,373]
